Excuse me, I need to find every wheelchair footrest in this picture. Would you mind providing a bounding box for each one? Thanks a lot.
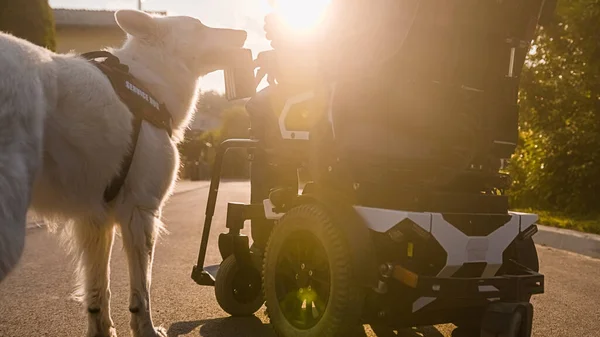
[191,264,220,287]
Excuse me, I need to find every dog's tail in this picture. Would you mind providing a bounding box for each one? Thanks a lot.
[0,52,46,282]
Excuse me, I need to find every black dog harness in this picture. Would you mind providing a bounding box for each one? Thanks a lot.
[81,51,173,203]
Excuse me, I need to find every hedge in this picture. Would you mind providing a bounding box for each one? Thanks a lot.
[0,0,56,51]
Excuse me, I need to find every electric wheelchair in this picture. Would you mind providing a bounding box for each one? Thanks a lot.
[191,1,557,336]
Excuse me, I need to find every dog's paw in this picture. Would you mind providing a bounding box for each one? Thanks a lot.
[156,326,167,337]
[148,326,167,337]
[88,326,117,337]
[135,326,166,337]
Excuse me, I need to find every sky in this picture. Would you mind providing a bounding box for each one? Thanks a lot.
[50,0,275,93]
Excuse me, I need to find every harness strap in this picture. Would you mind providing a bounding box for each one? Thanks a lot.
[103,117,142,202]
[81,51,173,136]
[81,51,173,203]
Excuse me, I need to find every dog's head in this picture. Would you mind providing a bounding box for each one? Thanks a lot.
[115,10,247,76]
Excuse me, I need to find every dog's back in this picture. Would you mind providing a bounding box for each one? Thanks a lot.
[31,50,133,221]
[0,33,50,281]
[0,32,133,280]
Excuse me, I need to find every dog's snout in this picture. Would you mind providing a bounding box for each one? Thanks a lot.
[234,29,247,47]
[212,28,247,48]
[223,29,247,47]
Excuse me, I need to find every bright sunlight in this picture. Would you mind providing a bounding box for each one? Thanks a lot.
[270,0,331,32]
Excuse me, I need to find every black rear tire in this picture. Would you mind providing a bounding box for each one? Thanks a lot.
[215,255,264,317]
[263,203,365,337]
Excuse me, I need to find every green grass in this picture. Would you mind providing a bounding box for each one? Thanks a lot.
[515,208,600,235]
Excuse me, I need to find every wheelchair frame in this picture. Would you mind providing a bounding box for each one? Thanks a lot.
[190,138,545,337]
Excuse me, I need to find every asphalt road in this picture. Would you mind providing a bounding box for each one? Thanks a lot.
[1,181,599,337]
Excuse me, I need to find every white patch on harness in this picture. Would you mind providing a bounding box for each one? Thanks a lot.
[125,80,160,110]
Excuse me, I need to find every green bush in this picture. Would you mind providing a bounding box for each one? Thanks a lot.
[180,91,250,179]
[207,105,251,178]
[515,208,600,235]
[0,0,56,51]
[508,0,600,215]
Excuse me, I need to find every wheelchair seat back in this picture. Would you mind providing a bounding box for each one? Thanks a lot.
[245,0,550,213]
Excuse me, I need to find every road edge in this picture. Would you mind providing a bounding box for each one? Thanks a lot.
[533,224,600,259]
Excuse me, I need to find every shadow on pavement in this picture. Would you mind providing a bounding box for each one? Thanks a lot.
[168,316,445,337]
[198,316,274,336]
[410,326,445,337]
[167,319,207,337]
[167,316,273,337]
[371,325,446,337]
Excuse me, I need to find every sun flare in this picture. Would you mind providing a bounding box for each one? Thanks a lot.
[272,0,331,32]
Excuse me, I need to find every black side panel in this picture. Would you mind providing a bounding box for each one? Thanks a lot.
[441,213,512,237]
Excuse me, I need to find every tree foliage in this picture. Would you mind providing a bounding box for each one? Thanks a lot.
[0,0,56,51]
[218,106,251,178]
[179,92,250,179]
[509,0,600,214]
[196,90,239,120]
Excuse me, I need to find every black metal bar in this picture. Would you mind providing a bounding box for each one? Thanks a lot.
[193,139,259,275]
[412,270,544,300]
[225,203,247,235]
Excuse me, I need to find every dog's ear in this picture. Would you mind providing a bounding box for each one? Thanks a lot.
[115,10,158,40]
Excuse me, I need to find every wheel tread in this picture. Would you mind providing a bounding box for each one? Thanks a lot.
[262,203,365,337]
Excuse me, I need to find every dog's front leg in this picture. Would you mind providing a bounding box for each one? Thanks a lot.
[120,206,166,337]
[71,221,117,337]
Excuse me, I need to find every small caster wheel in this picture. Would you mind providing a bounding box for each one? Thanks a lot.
[481,311,523,337]
[215,255,264,316]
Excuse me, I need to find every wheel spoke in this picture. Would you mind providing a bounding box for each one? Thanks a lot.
[305,246,323,266]
[310,274,330,285]
[292,294,306,325]
[280,253,301,274]
[275,272,296,287]
[315,298,327,313]
[304,299,315,325]
[279,290,299,312]
[311,256,330,273]
[276,282,294,302]
[311,300,321,321]
[312,283,330,301]
[276,259,298,278]
[310,269,331,300]
[292,241,303,260]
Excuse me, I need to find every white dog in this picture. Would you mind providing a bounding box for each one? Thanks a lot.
[0,9,246,337]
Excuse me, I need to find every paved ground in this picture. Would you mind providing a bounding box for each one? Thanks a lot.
[24,179,209,229]
[1,181,599,337]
